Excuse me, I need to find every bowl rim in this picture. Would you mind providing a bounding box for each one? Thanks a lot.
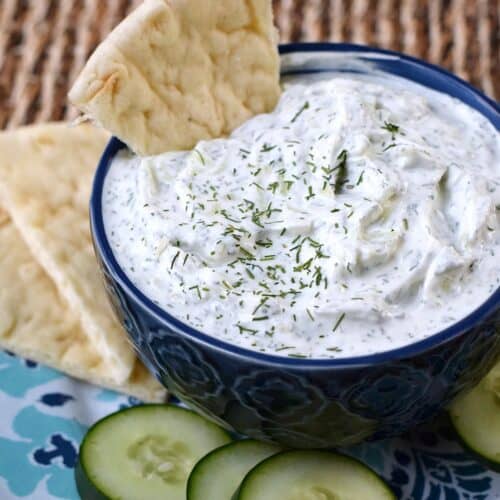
[90,42,500,369]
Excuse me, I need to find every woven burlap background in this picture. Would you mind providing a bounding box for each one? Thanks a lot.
[0,0,498,129]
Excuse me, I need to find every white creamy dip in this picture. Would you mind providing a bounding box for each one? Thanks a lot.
[103,73,500,358]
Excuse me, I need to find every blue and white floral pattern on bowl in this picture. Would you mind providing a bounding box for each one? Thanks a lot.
[1,350,500,499]
[90,43,500,448]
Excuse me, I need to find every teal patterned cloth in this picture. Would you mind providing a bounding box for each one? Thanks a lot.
[1,349,499,499]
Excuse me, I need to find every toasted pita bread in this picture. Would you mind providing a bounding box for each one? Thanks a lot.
[69,0,280,155]
[0,209,166,402]
[0,123,135,384]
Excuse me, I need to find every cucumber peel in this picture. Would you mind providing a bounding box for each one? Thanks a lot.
[450,363,500,470]
[187,439,281,500]
[236,449,395,499]
[75,404,231,500]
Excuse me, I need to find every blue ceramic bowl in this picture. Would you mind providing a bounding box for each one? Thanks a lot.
[90,43,500,448]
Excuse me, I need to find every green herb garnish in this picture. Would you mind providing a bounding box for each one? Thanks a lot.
[188,285,202,299]
[305,186,315,200]
[356,170,365,186]
[194,149,206,165]
[334,150,348,195]
[236,324,258,335]
[261,144,277,153]
[382,122,400,139]
[291,101,310,123]
[252,316,269,321]
[332,312,346,332]
[170,250,180,269]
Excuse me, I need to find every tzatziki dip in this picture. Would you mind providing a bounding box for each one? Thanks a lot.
[103,73,500,358]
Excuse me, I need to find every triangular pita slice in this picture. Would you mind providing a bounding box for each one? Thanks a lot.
[69,0,280,155]
[0,209,166,402]
[0,123,135,384]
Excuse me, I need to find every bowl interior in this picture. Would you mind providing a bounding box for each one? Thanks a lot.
[90,42,500,369]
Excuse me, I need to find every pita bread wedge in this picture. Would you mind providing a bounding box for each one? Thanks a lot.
[0,209,166,402]
[69,0,281,155]
[0,123,135,384]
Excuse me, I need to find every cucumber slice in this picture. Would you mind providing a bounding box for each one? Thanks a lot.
[237,450,395,500]
[187,440,281,500]
[75,404,231,500]
[450,364,500,470]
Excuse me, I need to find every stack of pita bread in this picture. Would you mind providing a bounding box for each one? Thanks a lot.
[0,124,166,401]
[0,0,280,401]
